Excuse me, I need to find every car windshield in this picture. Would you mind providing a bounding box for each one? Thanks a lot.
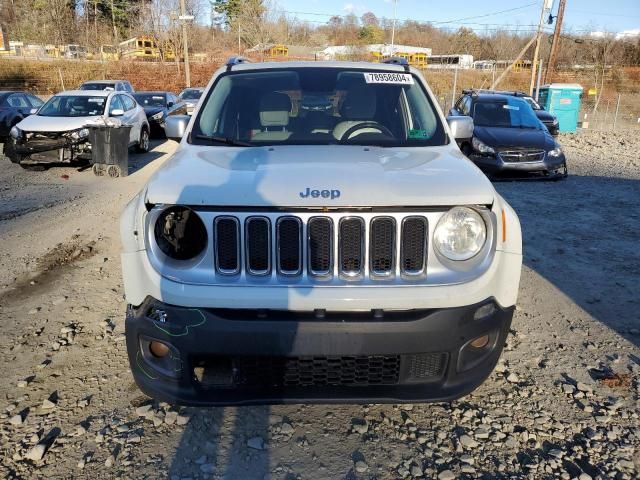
[473,97,541,129]
[181,89,202,100]
[134,93,167,107]
[80,83,115,91]
[191,68,446,147]
[38,95,107,117]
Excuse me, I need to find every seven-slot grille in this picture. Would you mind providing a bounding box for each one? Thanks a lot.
[212,214,428,280]
[499,149,545,163]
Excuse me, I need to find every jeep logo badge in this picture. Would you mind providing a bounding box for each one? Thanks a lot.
[299,188,341,200]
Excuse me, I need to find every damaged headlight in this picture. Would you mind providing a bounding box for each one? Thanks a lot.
[10,126,23,139]
[434,207,487,261]
[150,111,165,121]
[70,128,90,140]
[154,206,208,261]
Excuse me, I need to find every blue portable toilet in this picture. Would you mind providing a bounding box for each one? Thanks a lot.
[537,83,583,133]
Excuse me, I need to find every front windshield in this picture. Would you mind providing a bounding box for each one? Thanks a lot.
[181,89,202,100]
[473,97,541,129]
[191,68,446,147]
[38,95,106,117]
[134,93,166,107]
[80,83,114,91]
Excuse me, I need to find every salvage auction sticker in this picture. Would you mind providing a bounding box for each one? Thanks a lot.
[364,72,414,85]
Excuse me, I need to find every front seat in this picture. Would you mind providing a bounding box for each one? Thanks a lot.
[252,92,292,142]
[332,87,379,140]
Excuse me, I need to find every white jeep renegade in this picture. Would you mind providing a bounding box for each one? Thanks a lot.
[120,57,522,406]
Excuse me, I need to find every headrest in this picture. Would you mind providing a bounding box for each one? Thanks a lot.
[259,92,291,127]
[340,87,376,120]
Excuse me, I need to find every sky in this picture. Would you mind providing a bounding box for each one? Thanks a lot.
[271,0,640,37]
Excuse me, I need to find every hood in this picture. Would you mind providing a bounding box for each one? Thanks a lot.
[143,106,166,116]
[534,110,556,122]
[474,126,551,150]
[145,145,496,207]
[17,114,101,132]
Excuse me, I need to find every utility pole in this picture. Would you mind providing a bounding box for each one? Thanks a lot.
[529,0,549,96]
[179,0,191,88]
[544,0,566,84]
[391,0,398,51]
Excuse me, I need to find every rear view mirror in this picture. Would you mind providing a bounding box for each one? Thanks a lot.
[447,115,474,140]
[110,109,124,117]
[164,115,190,141]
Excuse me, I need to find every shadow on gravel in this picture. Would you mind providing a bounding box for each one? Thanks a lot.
[128,140,167,175]
[494,173,640,348]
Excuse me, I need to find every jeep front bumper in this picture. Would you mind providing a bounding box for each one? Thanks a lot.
[126,297,513,406]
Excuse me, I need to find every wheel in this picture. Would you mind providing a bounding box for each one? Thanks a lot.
[92,163,105,176]
[136,127,150,153]
[106,164,121,178]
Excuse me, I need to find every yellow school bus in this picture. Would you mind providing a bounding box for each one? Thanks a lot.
[119,36,159,61]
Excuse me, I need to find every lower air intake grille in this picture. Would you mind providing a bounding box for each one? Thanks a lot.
[308,217,333,275]
[401,217,428,275]
[234,355,401,387]
[407,353,448,379]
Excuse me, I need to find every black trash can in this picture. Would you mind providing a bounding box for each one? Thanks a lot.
[88,124,132,178]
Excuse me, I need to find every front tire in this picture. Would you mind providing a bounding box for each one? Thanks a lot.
[136,126,150,153]
[3,138,22,164]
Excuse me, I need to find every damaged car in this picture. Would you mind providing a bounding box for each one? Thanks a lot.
[0,91,44,147]
[5,90,150,169]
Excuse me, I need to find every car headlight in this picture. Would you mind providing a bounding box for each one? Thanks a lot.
[434,207,487,261]
[552,118,559,125]
[472,136,495,154]
[154,206,207,260]
[548,147,562,157]
[10,126,22,139]
[151,111,164,121]
[69,128,89,140]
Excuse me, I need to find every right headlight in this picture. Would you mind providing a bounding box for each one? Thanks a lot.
[472,136,495,154]
[434,207,487,261]
[10,126,22,139]
[154,206,207,260]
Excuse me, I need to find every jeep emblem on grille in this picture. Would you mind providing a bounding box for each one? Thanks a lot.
[300,188,341,199]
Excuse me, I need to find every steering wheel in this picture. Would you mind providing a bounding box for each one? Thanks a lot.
[339,122,394,141]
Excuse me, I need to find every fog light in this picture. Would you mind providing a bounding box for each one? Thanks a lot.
[149,341,170,358]
[474,303,496,320]
[470,335,490,349]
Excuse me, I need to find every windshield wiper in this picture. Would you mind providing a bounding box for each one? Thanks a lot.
[193,134,253,147]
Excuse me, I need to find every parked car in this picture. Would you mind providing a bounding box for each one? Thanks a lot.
[0,91,44,146]
[451,91,567,179]
[463,90,559,135]
[177,87,204,114]
[133,91,181,137]
[5,90,149,168]
[79,80,135,93]
[120,57,523,406]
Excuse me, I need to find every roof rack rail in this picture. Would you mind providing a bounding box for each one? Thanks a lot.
[382,57,410,72]
[226,56,251,71]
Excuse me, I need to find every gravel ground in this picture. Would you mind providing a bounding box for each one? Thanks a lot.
[0,130,638,480]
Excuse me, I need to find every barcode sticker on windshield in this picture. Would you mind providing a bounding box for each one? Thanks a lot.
[364,72,414,85]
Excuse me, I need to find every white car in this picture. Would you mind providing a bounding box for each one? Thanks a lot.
[177,87,204,115]
[121,57,522,406]
[6,90,149,168]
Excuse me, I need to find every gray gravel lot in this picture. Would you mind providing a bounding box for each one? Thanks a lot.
[0,131,638,480]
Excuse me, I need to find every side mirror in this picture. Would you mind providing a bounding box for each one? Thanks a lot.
[167,101,174,108]
[447,115,474,140]
[110,108,124,117]
[164,115,190,141]
[448,108,457,116]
